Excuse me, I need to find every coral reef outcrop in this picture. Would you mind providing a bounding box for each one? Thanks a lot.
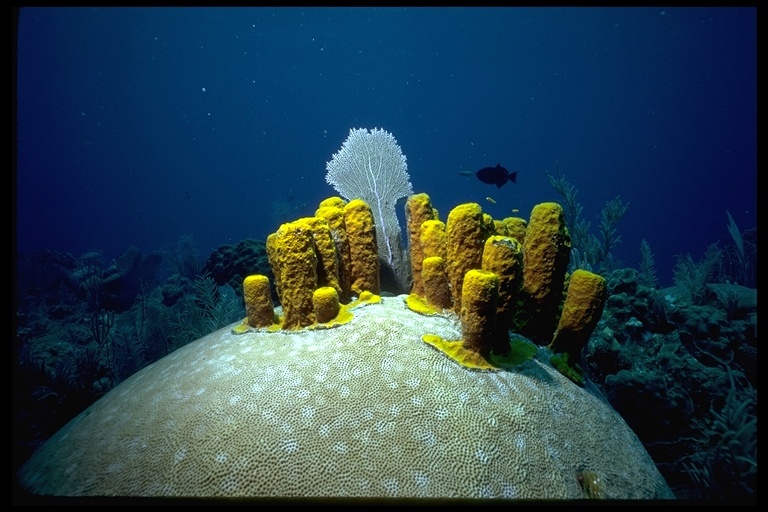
[17,298,673,500]
[16,193,674,501]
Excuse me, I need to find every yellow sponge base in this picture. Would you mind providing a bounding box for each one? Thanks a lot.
[421,334,498,372]
[405,293,445,315]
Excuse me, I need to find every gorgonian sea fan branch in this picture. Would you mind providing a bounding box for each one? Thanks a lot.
[325,128,413,267]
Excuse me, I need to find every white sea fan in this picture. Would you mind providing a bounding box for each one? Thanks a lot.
[325,127,414,292]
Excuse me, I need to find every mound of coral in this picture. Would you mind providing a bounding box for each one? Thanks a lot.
[17,297,673,500]
[17,193,677,501]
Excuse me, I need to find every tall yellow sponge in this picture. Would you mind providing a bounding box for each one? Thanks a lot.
[272,219,318,329]
[493,219,509,236]
[405,193,438,296]
[343,199,380,295]
[481,235,523,349]
[422,256,452,311]
[520,202,571,343]
[316,198,351,303]
[318,196,347,210]
[549,269,607,362]
[502,216,528,245]
[265,233,282,304]
[243,274,274,328]
[461,269,500,353]
[446,203,489,314]
[303,216,343,300]
[420,219,447,260]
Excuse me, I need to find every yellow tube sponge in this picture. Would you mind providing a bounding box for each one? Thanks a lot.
[522,202,571,302]
[343,199,380,295]
[273,219,319,329]
[493,219,509,236]
[265,232,282,304]
[482,213,495,233]
[549,269,607,362]
[520,202,571,343]
[313,286,341,324]
[318,196,347,210]
[446,203,489,314]
[420,219,447,261]
[481,236,523,349]
[303,216,343,300]
[316,201,352,303]
[243,274,275,328]
[461,269,500,353]
[502,216,528,245]
[421,334,498,371]
[405,193,438,296]
[422,256,452,311]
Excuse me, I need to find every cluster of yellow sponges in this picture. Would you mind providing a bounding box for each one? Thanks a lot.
[235,197,382,333]
[404,194,606,375]
[236,192,606,379]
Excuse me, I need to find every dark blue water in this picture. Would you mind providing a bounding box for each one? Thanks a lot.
[15,7,756,287]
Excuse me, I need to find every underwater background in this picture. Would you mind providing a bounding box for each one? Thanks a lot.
[13,7,756,502]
